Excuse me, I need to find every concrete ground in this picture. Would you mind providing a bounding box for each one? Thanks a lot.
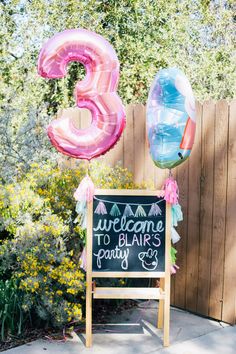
[2,301,236,354]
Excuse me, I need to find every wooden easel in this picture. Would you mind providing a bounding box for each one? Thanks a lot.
[85,189,171,347]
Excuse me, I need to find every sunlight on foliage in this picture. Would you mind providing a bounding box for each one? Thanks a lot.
[0,161,144,329]
[0,1,235,180]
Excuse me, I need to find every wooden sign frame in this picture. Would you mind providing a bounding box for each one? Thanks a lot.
[86,189,171,347]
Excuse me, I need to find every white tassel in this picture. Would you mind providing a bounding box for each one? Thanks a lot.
[148,203,162,216]
[135,205,146,217]
[79,247,87,271]
[123,204,134,217]
[171,227,181,244]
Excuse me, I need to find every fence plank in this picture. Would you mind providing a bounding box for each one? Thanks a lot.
[186,101,202,312]
[99,106,124,167]
[102,133,124,167]
[133,104,146,184]
[197,100,215,316]
[170,275,175,306]
[222,99,236,324]
[59,102,236,323]
[144,109,155,186]
[124,104,135,175]
[174,161,189,308]
[209,100,228,320]
[170,169,177,306]
[154,167,167,190]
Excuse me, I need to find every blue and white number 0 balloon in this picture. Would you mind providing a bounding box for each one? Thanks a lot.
[147,67,196,169]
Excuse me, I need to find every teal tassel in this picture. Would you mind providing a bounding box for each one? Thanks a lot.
[110,203,121,217]
[171,226,181,244]
[76,200,86,214]
[81,212,87,230]
[171,203,183,227]
[135,205,146,217]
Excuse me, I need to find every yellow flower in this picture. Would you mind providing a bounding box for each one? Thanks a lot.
[66,288,77,295]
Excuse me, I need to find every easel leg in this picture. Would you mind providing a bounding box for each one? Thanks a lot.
[86,202,93,348]
[163,202,171,347]
[163,276,170,347]
[157,278,164,329]
[86,279,92,347]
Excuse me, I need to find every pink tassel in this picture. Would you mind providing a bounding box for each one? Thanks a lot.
[94,201,107,215]
[80,247,87,271]
[74,176,94,202]
[171,264,180,275]
[156,190,165,198]
[162,177,179,204]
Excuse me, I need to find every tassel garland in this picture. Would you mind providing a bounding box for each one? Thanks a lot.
[74,176,94,203]
[161,176,182,275]
[171,264,180,275]
[171,227,181,244]
[79,247,87,271]
[162,177,179,204]
[74,200,87,227]
[92,200,167,219]
[170,246,179,275]
[73,175,94,230]
[171,246,177,265]
[171,203,183,227]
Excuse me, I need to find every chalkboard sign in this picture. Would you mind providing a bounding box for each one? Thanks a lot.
[92,193,166,273]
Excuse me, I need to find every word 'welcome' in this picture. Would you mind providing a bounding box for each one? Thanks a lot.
[93,217,164,234]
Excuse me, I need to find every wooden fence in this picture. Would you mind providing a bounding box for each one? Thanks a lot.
[59,100,236,324]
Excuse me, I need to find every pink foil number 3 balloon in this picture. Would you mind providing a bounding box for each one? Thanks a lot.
[38,29,126,160]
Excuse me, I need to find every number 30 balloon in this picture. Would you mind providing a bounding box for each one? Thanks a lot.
[38,29,126,160]
[147,68,196,169]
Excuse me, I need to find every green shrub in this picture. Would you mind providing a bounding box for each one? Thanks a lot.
[0,161,147,331]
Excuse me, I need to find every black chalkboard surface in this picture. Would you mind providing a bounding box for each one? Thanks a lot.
[92,194,166,273]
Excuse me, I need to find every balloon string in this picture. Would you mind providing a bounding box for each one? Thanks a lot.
[169,169,172,178]
[85,160,92,178]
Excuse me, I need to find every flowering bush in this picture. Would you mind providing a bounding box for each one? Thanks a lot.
[0,161,144,331]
